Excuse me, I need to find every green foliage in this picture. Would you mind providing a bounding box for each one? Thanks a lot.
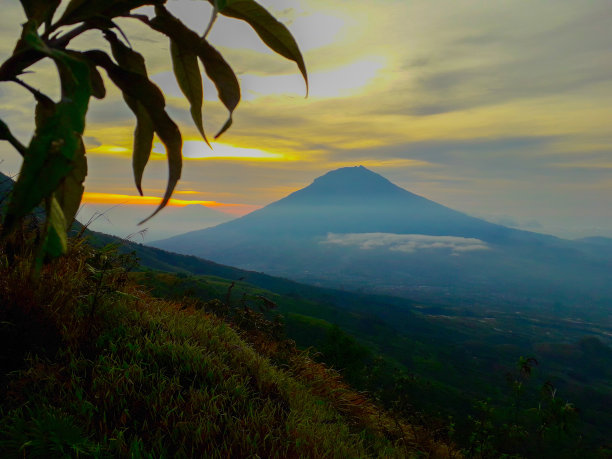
[0,231,441,458]
[319,324,372,384]
[458,358,583,458]
[0,0,307,264]
[0,407,99,458]
[130,267,604,457]
[74,230,612,453]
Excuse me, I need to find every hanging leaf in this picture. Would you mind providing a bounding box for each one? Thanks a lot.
[150,7,210,144]
[105,31,146,74]
[150,7,239,140]
[86,50,182,223]
[105,33,154,195]
[199,40,240,138]
[209,0,308,93]
[20,0,61,28]
[170,40,209,145]
[131,114,155,195]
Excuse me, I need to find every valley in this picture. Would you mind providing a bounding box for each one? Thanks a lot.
[151,166,612,313]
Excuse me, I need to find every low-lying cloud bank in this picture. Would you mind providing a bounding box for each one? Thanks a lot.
[323,233,489,255]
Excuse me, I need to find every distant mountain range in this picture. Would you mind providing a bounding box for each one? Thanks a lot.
[151,166,612,310]
[78,203,233,241]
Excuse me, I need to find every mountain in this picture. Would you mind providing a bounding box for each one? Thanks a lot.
[152,166,612,309]
[158,166,544,242]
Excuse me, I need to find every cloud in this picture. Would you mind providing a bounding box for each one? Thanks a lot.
[323,233,489,255]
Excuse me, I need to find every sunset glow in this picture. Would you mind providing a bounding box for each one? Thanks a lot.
[82,193,261,216]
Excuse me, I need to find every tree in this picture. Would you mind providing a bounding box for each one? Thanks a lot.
[0,0,307,269]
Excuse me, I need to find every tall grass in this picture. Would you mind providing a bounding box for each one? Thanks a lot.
[0,231,451,457]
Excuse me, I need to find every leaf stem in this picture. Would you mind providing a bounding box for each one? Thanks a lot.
[203,6,219,39]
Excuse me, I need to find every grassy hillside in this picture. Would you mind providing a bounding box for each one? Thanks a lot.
[0,232,450,457]
[128,268,612,448]
[1,199,607,455]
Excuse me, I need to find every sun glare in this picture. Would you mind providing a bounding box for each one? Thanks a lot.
[152,141,286,160]
[88,145,131,155]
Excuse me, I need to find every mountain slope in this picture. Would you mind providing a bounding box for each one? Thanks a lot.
[151,166,611,307]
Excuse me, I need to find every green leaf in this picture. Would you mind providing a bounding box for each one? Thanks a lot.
[54,138,88,227]
[131,114,155,196]
[199,40,240,138]
[86,50,182,223]
[150,7,210,145]
[20,0,61,27]
[2,25,92,238]
[21,24,92,109]
[33,196,68,275]
[105,33,155,195]
[210,0,308,93]
[43,196,69,259]
[150,7,240,140]
[170,40,209,145]
[106,32,146,75]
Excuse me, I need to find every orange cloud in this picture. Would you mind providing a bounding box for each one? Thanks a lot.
[82,192,260,216]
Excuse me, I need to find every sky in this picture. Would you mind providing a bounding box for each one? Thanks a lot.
[1,0,611,239]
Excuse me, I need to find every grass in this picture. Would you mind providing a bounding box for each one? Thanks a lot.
[0,232,453,457]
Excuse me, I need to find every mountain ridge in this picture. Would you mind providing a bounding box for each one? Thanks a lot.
[154,166,556,245]
[150,166,610,307]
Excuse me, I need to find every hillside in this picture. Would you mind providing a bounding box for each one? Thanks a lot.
[1,172,610,455]
[0,233,449,457]
[81,228,612,449]
[129,269,612,453]
[151,166,612,309]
